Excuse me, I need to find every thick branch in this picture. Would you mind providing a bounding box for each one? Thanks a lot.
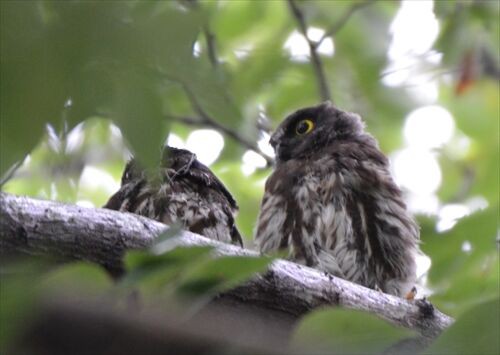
[0,192,453,339]
[287,0,331,102]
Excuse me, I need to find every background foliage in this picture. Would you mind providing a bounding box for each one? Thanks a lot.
[1,0,498,353]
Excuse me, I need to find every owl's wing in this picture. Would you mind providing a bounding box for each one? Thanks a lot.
[104,158,151,212]
[168,150,238,213]
[255,163,344,275]
[105,149,243,247]
[103,178,147,211]
[171,156,242,246]
[338,158,420,296]
[256,182,345,276]
[184,159,238,212]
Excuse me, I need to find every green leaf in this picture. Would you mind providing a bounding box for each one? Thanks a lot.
[423,207,497,283]
[421,207,498,315]
[0,0,204,176]
[292,308,415,354]
[176,255,272,296]
[427,298,500,355]
[39,262,112,294]
[111,71,166,169]
[122,246,214,290]
[0,258,49,350]
[0,1,61,175]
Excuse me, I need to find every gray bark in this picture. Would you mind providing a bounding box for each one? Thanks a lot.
[0,192,454,339]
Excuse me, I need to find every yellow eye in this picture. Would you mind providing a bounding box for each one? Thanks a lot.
[295,119,314,135]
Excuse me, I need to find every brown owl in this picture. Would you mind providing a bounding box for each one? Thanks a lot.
[255,102,420,297]
[105,146,243,246]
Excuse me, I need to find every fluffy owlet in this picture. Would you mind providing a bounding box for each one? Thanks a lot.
[255,102,420,297]
[105,146,243,246]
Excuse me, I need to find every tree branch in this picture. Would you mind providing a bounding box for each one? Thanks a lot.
[184,0,220,69]
[0,192,454,339]
[203,26,219,69]
[317,0,376,46]
[168,82,274,166]
[167,114,274,167]
[287,0,332,102]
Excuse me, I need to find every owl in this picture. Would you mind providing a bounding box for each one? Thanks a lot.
[105,146,243,246]
[255,102,420,297]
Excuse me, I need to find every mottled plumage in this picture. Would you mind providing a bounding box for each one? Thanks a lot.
[255,102,419,296]
[105,146,242,246]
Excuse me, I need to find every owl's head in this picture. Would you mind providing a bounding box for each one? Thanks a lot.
[270,102,365,163]
[121,159,145,185]
[120,146,198,186]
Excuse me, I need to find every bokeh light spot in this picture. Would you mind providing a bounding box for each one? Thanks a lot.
[186,129,224,166]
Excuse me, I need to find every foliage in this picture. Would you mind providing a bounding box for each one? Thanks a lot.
[426,297,500,355]
[292,308,415,354]
[123,242,272,300]
[1,0,498,353]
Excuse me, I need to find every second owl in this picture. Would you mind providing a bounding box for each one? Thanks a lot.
[105,146,243,247]
[255,102,420,297]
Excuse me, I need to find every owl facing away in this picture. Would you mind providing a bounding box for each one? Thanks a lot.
[105,146,243,247]
[255,102,420,297]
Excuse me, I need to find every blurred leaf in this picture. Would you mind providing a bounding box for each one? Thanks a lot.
[0,0,204,175]
[421,207,498,315]
[0,259,113,352]
[212,0,288,46]
[443,82,499,205]
[433,0,459,19]
[0,1,60,175]
[125,245,212,271]
[292,308,415,354]
[423,207,497,283]
[111,71,166,169]
[123,246,213,288]
[427,298,500,355]
[436,1,500,73]
[176,255,272,296]
[123,243,272,301]
[39,262,112,295]
[0,258,49,350]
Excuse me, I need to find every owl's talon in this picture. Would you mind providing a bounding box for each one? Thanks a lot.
[405,286,417,301]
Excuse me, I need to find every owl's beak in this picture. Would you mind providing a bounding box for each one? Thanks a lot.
[269,129,283,150]
[269,136,278,148]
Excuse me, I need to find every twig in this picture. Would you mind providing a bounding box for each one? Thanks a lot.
[158,71,274,166]
[317,0,376,46]
[0,160,24,187]
[0,192,454,339]
[446,164,475,203]
[184,0,220,69]
[171,83,274,166]
[287,0,332,102]
[167,114,273,166]
[203,26,219,69]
